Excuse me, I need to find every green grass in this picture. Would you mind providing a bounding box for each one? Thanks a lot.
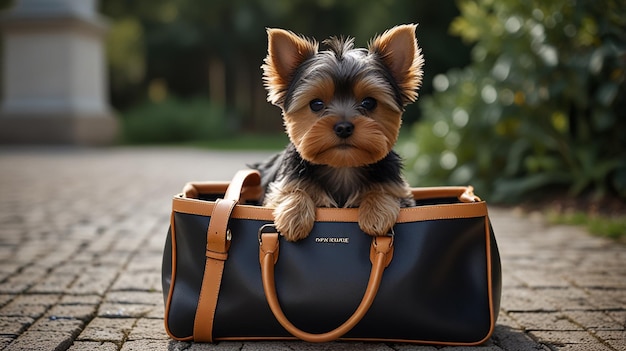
[547,211,626,240]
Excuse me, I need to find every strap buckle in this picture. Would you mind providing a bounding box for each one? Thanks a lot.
[258,223,279,244]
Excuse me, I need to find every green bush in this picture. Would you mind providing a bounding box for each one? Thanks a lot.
[122,98,236,144]
[406,0,626,202]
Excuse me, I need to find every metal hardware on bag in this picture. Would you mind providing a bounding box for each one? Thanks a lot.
[258,224,279,244]
[205,229,232,251]
[374,227,395,248]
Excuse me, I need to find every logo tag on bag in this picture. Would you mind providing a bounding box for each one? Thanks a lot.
[314,237,350,244]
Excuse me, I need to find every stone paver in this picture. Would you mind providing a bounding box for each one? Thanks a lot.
[0,147,624,351]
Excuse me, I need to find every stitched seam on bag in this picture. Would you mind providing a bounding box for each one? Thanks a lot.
[173,200,487,223]
[483,216,497,343]
[164,212,180,339]
[213,336,494,345]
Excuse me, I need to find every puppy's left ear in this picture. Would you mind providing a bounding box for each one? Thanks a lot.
[369,24,424,105]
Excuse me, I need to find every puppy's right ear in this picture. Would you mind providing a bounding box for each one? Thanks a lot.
[262,28,318,106]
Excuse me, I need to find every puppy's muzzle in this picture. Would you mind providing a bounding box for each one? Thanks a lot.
[334,121,354,139]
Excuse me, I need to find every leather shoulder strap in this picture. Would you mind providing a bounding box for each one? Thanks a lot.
[192,170,261,342]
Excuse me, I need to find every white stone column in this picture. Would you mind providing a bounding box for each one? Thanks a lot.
[0,0,118,145]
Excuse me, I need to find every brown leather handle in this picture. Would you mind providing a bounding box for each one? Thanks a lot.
[222,169,261,201]
[259,230,394,343]
[411,186,480,202]
[192,169,261,342]
[183,170,261,200]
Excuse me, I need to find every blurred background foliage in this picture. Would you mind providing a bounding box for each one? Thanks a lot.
[100,0,468,134]
[98,0,625,204]
[403,0,626,203]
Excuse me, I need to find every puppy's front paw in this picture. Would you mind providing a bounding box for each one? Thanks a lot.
[358,192,400,236]
[273,191,316,242]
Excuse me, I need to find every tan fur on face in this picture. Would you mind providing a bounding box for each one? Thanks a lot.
[294,116,389,167]
[282,73,403,167]
[351,78,403,146]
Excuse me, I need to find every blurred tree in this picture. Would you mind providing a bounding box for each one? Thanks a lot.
[99,0,470,131]
[405,0,626,202]
[106,16,145,108]
[0,0,14,99]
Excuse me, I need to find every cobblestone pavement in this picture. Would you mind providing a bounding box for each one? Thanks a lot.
[0,147,624,351]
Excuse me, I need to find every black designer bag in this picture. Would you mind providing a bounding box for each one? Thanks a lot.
[162,170,501,345]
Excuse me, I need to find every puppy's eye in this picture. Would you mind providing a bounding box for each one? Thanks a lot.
[360,97,377,111]
[309,99,325,112]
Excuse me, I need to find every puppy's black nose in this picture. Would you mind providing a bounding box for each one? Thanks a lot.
[334,121,354,139]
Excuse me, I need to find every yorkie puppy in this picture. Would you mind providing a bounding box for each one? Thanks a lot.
[252,24,424,242]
